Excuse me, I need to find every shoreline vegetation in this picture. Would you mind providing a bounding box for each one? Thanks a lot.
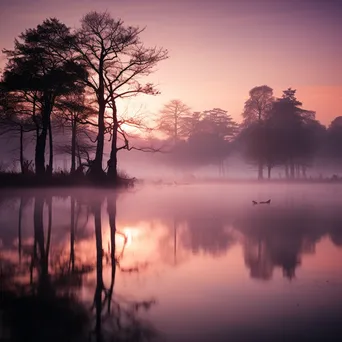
[0,171,136,189]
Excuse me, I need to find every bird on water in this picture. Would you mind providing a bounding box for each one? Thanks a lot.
[252,199,271,205]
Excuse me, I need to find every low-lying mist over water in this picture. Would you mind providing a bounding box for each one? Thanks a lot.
[1,183,342,342]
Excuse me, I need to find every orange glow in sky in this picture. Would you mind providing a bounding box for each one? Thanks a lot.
[0,0,341,125]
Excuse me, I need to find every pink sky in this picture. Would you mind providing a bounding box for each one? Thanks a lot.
[1,0,341,125]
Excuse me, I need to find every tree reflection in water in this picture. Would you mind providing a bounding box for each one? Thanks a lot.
[235,206,342,280]
[1,189,342,341]
[90,194,157,342]
[156,202,342,281]
[0,193,158,342]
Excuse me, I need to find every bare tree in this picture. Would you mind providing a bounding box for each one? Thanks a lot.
[74,11,168,179]
[157,99,192,143]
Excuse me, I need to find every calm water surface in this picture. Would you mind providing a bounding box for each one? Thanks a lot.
[1,183,342,342]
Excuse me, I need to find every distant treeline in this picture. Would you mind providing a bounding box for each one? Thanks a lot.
[155,89,342,180]
[0,13,341,182]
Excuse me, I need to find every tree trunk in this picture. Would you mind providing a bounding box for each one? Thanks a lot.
[92,100,105,175]
[35,95,51,176]
[19,126,24,174]
[76,143,82,169]
[268,165,272,179]
[92,65,106,176]
[35,129,48,176]
[107,100,118,180]
[71,120,76,173]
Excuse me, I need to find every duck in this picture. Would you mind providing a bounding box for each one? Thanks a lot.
[252,200,258,205]
[259,199,271,204]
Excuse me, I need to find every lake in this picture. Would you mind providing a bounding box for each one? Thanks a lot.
[1,183,342,342]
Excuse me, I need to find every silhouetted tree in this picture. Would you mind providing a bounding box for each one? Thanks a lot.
[239,87,323,180]
[260,124,282,179]
[2,19,87,175]
[269,88,318,178]
[237,121,279,179]
[297,119,326,177]
[74,11,168,180]
[242,85,274,179]
[325,116,342,172]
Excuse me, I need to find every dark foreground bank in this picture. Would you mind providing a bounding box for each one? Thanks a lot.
[0,172,136,189]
